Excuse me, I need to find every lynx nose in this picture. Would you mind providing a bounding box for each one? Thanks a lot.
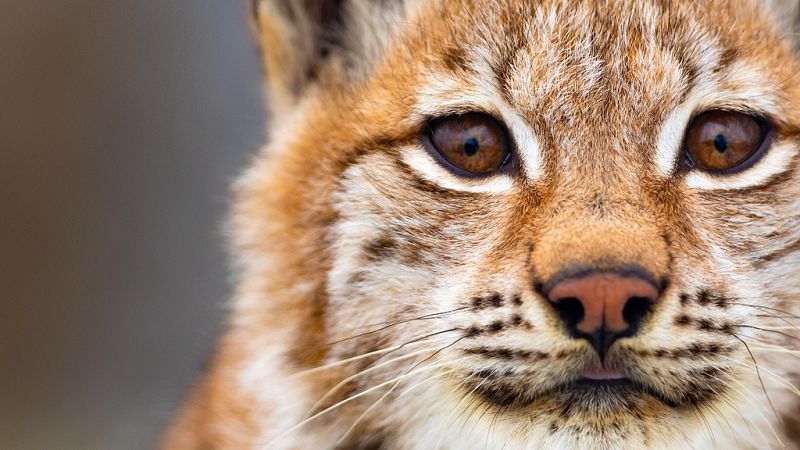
[546,271,659,359]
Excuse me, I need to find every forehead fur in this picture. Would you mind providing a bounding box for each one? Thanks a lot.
[285,1,800,150]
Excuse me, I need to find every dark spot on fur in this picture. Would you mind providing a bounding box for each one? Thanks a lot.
[465,326,483,338]
[675,315,692,326]
[363,235,397,261]
[441,44,473,73]
[463,347,547,361]
[671,348,690,359]
[697,291,710,305]
[510,314,523,327]
[496,349,513,359]
[679,366,724,405]
[511,294,523,306]
[464,347,490,357]
[477,382,524,407]
[697,318,714,331]
[471,296,484,309]
[715,47,740,74]
[487,321,505,333]
[719,323,736,334]
[679,293,690,306]
[471,293,507,310]
[712,295,728,308]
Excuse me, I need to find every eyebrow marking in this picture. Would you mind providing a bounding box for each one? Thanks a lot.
[654,100,696,177]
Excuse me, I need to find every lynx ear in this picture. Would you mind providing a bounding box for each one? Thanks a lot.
[251,0,405,112]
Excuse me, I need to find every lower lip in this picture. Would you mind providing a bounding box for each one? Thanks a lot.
[582,367,627,381]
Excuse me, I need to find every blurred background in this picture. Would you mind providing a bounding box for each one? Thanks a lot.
[1,1,265,448]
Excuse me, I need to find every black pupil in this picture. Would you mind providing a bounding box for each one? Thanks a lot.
[464,137,480,156]
[713,134,728,153]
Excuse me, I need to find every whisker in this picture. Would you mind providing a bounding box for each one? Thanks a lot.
[706,396,745,448]
[748,345,800,360]
[335,375,404,446]
[709,374,771,445]
[730,302,800,320]
[324,313,462,346]
[290,339,438,378]
[403,335,467,375]
[459,394,488,436]
[265,360,454,448]
[689,406,716,449]
[738,325,800,344]
[730,333,779,423]
[725,366,786,446]
[486,405,504,450]
[733,334,800,350]
[399,368,457,399]
[703,402,730,446]
[729,359,800,399]
[748,325,800,331]
[435,374,488,450]
[336,344,469,447]
[304,344,448,415]
[345,306,473,332]
[755,314,800,321]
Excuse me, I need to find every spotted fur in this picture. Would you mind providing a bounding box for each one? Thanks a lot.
[165,1,800,449]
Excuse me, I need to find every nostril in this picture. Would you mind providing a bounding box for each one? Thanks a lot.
[551,297,584,335]
[621,296,654,336]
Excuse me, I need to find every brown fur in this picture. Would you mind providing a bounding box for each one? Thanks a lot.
[165,1,800,448]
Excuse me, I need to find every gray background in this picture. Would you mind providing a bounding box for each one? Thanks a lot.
[1,1,265,448]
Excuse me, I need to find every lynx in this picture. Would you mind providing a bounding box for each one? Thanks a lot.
[165,1,800,448]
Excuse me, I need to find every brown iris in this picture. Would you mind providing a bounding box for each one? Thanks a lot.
[684,111,766,172]
[428,113,511,175]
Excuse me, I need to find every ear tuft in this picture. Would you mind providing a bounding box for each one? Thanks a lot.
[251,0,403,114]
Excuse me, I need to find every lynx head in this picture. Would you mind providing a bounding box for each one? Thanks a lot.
[239,0,800,448]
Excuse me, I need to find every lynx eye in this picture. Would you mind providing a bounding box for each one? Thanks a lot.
[426,113,511,175]
[684,110,767,173]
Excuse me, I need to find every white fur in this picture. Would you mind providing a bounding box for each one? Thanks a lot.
[685,140,797,190]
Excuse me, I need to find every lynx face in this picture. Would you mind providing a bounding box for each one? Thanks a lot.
[167,1,800,449]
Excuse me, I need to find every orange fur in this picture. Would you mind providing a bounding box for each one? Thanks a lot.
[165,1,800,448]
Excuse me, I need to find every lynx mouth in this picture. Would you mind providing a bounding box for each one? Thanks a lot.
[469,374,680,410]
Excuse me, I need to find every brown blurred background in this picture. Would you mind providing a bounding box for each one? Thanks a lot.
[1,2,265,448]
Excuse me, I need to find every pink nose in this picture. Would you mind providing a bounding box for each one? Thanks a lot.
[546,272,659,356]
